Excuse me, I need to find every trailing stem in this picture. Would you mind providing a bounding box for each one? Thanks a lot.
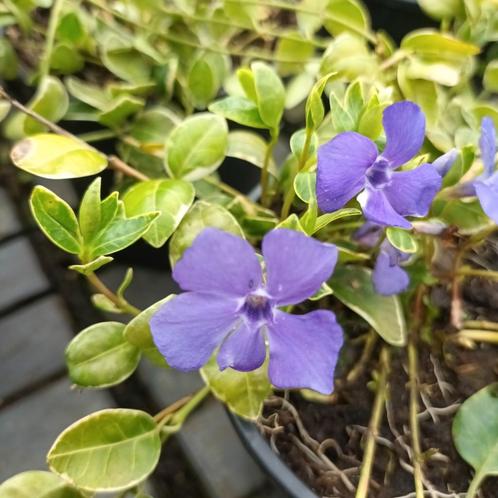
[355,347,390,498]
[408,287,426,498]
[86,272,140,316]
[39,0,65,80]
[261,131,278,207]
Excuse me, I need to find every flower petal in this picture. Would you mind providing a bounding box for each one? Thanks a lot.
[150,292,240,371]
[217,322,266,372]
[383,163,442,218]
[173,228,262,297]
[317,131,377,212]
[358,188,411,228]
[480,117,496,178]
[267,310,343,394]
[475,173,498,224]
[373,248,410,296]
[381,102,425,168]
[432,149,458,177]
[263,229,337,306]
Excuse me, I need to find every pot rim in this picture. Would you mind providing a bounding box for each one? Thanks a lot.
[227,411,319,498]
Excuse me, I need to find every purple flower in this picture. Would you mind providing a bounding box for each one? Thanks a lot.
[372,240,410,296]
[317,101,442,229]
[473,117,498,223]
[353,223,410,296]
[150,228,343,394]
[432,149,458,177]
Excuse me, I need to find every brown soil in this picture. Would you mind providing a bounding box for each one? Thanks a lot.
[261,279,498,498]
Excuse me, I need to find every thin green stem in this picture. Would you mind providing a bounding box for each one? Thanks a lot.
[463,320,498,331]
[466,471,485,498]
[77,129,119,143]
[261,131,278,207]
[355,347,390,498]
[203,176,261,216]
[39,0,65,80]
[280,127,313,219]
[86,272,140,316]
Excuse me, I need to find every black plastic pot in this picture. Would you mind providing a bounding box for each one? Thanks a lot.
[364,0,436,42]
[229,412,319,498]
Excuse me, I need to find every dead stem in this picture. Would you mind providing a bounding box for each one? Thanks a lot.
[347,330,378,384]
[355,347,390,498]
[462,319,498,331]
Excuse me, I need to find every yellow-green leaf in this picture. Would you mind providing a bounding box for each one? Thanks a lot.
[11,134,107,179]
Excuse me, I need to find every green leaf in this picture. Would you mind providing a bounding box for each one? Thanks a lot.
[309,282,333,301]
[0,100,11,122]
[401,29,480,60]
[92,293,121,313]
[102,39,151,84]
[129,107,179,144]
[87,204,159,259]
[311,208,361,234]
[22,76,68,135]
[297,0,328,37]
[123,179,195,248]
[358,95,385,139]
[98,94,145,128]
[124,296,171,366]
[0,471,85,498]
[275,35,314,76]
[453,383,498,497]
[251,61,285,131]
[11,133,107,179]
[169,201,244,266]
[165,113,228,181]
[276,213,306,232]
[66,76,109,110]
[418,0,463,20]
[226,130,277,174]
[330,265,407,346]
[294,171,316,204]
[438,199,491,234]
[50,43,84,75]
[386,227,418,253]
[188,54,226,109]
[290,129,317,160]
[47,409,161,492]
[285,71,316,110]
[320,32,377,80]
[329,92,355,132]
[201,357,271,420]
[484,60,498,93]
[345,80,364,126]
[208,96,267,128]
[79,177,103,241]
[69,256,113,275]
[0,38,18,80]
[237,67,258,102]
[305,73,336,130]
[30,185,81,254]
[324,0,371,39]
[66,322,140,388]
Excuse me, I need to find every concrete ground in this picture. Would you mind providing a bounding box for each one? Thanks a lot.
[0,180,286,498]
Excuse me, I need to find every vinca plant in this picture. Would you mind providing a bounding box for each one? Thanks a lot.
[0,0,497,497]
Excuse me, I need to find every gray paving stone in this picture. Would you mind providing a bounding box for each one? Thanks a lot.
[141,363,266,498]
[0,295,73,401]
[0,378,112,481]
[0,237,50,310]
[0,187,21,239]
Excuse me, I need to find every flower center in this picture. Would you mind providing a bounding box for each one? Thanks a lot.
[366,157,392,189]
[242,293,273,323]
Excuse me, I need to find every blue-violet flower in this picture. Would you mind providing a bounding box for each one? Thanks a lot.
[317,101,442,229]
[150,228,344,394]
